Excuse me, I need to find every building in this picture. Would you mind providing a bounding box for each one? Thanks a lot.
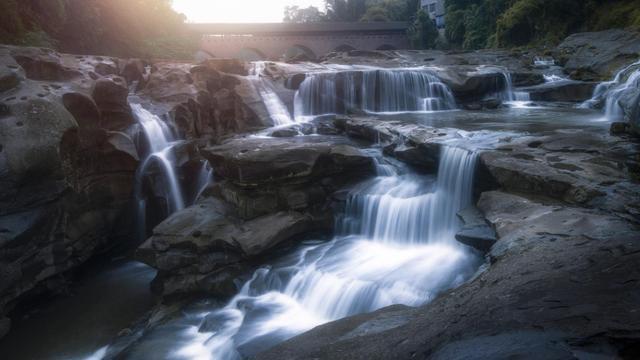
[421,0,445,29]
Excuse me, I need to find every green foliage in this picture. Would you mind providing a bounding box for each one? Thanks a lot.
[0,0,192,59]
[284,6,326,23]
[444,0,640,49]
[408,9,439,49]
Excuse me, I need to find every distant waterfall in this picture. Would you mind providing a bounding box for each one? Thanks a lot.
[293,69,457,119]
[583,60,640,121]
[496,69,530,103]
[171,146,481,360]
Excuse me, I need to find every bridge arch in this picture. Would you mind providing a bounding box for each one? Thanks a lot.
[376,44,398,51]
[234,47,267,61]
[334,44,357,52]
[284,45,317,61]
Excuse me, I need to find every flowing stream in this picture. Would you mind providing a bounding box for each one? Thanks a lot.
[150,146,482,360]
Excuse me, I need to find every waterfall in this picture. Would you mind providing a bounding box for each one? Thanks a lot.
[132,104,186,239]
[495,69,530,104]
[171,146,481,359]
[250,62,295,126]
[293,69,456,119]
[583,60,640,121]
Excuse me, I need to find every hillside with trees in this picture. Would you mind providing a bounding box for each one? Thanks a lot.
[0,0,194,58]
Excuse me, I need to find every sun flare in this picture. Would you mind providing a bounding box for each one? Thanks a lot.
[171,0,325,23]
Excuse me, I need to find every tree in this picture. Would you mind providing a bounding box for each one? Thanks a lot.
[408,9,439,49]
[284,5,326,23]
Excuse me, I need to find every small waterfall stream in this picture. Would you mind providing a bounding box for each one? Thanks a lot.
[583,60,640,121]
[132,103,212,240]
[168,146,481,360]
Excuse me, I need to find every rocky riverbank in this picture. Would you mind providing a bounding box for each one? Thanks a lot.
[0,28,639,359]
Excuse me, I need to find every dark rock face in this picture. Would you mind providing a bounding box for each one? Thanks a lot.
[454,207,496,252]
[138,62,267,141]
[137,135,375,298]
[0,45,147,338]
[521,80,597,102]
[557,29,640,81]
[92,75,134,131]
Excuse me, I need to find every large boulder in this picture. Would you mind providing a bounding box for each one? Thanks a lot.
[92,75,134,131]
[557,29,640,81]
[136,198,324,298]
[9,47,82,82]
[521,80,597,102]
[203,136,373,185]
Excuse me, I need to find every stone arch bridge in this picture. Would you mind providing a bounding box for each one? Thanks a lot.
[188,22,410,61]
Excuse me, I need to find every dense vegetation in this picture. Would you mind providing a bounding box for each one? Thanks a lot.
[286,0,640,50]
[0,0,195,59]
[447,0,640,49]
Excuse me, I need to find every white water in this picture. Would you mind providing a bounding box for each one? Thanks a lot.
[168,146,480,360]
[293,68,457,120]
[582,60,640,121]
[496,69,531,107]
[250,62,296,126]
[132,104,186,237]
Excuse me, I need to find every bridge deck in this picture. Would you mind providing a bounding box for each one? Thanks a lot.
[187,22,409,35]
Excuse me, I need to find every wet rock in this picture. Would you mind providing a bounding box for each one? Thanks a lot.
[455,207,497,252]
[521,81,597,102]
[438,68,506,103]
[203,137,374,185]
[270,128,299,137]
[557,29,640,81]
[91,75,134,131]
[137,198,325,297]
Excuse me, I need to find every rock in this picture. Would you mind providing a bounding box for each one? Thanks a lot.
[521,81,597,102]
[198,59,248,76]
[0,67,21,93]
[10,47,81,81]
[618,85,640,135]
[511,72,545,87]
[610,121,631,135]
[137,198,325,297]
[285,73,306,90]
[0,317,10,339]
[557,29,640,81]
[455,225,497,252]
[202,137,374,185]
[91,75,134,131]
[120,59,146,84]
[438,68,507,103]
[270,128,299,137]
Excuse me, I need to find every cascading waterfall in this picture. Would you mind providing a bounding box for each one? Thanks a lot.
[582,60,640,121]
[250,62,295,126]
[494,69,531,104]
[293,68,456,119]
[171,146,481,360]
[133,103,205,241]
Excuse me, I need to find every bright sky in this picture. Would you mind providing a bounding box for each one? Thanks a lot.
[172,0,326,23]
